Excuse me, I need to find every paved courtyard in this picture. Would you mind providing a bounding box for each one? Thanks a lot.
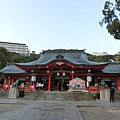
[0,98,119,120]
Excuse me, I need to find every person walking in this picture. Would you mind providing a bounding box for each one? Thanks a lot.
[110,86,115,102]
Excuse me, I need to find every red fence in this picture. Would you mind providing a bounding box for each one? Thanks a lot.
[88,86,102,92]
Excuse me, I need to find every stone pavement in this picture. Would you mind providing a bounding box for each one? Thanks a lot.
[0,98,119,120]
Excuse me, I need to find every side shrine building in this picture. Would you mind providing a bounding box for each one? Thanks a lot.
[0,49,120,92]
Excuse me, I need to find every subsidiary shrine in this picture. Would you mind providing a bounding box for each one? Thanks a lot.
[0,49,120,92]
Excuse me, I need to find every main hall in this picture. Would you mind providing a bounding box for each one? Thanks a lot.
[0,49,120,92]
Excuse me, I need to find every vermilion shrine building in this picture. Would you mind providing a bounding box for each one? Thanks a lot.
[0,49,120,92]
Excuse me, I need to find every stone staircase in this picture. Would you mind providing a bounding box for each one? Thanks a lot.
[23,91,94,101]
[114,91,120,101]
[0,90,9,99]
[0,90,119,101]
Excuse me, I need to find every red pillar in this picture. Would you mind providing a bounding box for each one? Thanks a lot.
[71,73,74,79]
[34,81,36,90]
[95,77,98,84]
[12,77,14,85]
[8,77,11,90]
[116,77,119,90]
[48,73,51,91]
[3,77,6,90]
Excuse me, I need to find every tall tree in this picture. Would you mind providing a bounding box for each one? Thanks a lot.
[100,0,120,39]
[0,47,41,69]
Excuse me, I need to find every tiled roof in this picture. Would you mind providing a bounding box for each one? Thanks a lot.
[16,49,108,66]
[102,62,120,73]
[0,64,26,74]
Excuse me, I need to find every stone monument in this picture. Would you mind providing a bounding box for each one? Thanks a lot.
[8,79,19,99]
[8,86,19,99]
[100,80,110,101]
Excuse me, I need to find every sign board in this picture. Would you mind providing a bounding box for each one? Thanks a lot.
[55,76,70,79]
[69,78,86,90]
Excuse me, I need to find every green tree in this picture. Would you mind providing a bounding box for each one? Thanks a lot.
[87,53,115,62]
[114,54,120,61]
[0,47,41,69]
[100,0,120,39]
[0,47,9,68]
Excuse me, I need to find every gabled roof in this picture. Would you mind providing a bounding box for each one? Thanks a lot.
[102,62,120,73]
[0,64,26,74]
[16,49,108,66]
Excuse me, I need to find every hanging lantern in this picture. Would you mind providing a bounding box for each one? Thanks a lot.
[87,76,92,82]
[71,71,74,73]
[62,72,66,76]
[57,72,60,76]
[31,75,36,81]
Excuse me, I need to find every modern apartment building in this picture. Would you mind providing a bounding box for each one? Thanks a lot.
[0,41,29,56]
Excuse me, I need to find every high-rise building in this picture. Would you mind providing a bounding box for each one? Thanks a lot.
[0,41,30,55]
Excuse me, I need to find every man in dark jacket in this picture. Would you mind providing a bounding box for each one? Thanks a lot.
[110,86,115,102]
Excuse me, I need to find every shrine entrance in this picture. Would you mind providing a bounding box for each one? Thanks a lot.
[51,75,71,91]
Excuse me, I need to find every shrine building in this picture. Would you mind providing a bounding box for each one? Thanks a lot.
[0,49,120,92]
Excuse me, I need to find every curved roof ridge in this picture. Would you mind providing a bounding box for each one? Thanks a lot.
[41,49,86,54]
[102,62,120,73]
[0,64,26,74]
[16,49,108,66]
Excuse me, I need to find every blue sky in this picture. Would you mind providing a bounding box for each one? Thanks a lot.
[0,0,119,54]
